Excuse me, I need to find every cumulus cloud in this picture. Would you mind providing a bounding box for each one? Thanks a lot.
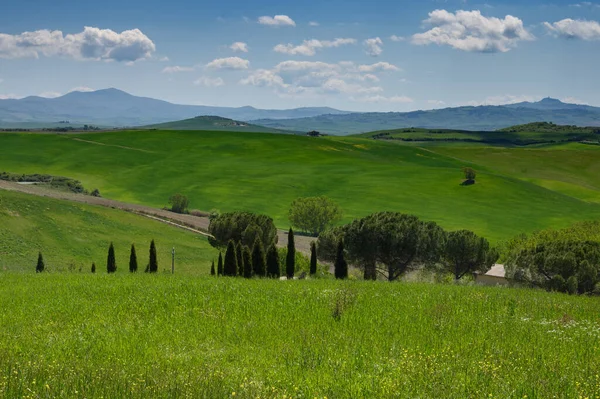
[411,9,534,52]
[322,78,383,94]
[358,62,400,72]
[162,66,195,73]
[230,42,249,52]
[364,37,383,56]
[194,76,225,87]
[390,35,405,42]
[258,15,296,27]
[206,57,249,70]
[309,21,320,26]
[544,19,600,40]
[274,38,356,56]
[240,69,287,87]
[0,27,156,61]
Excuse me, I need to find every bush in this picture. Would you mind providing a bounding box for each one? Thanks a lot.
[168,194,189,214]
[288,196,342,236]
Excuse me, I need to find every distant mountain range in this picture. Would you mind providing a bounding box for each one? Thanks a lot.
[2,89,600,134]
[0,88,349,127]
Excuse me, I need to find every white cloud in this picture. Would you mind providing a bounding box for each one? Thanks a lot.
[274,38,356,56]
[364,37,383,56]
[69,86,94,92]
[412,9,534,52]
[240,69,287,88]
[354,95,414,103]
[322,78,383,94]
[544,19,600,41]
[230,42,249,52]
[159,56,169,62]
[0,27,156,61]
[194,76,225,87]
[309,21,320,26]
[39,91,61,98]
[258,15,296,27]
[358,62,400,72]
[206,57,249,70]
[162,66,195,73]
[466,94,540,106]
[390,35,405,42]
[0,93,18,100]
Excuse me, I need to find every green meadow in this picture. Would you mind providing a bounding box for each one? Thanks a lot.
[1,130,600,243]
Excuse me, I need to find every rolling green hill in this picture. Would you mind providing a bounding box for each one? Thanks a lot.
[143,115,295,134]
[0,189,217,272]
[1,130,600,243]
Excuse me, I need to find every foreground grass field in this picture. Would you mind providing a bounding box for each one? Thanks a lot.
[1,131,600,242]
[0,189,217,272]
[0,274,598,398]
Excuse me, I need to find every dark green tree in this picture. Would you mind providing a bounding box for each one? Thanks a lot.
[266,245,281,279]
[243,246,253,278]
[223,240,238,277]
[310,242,318,276]
[91,262,96,273]
[288,196,342,236]
[129,244,138,273]
[36,252,45,273]
[286,228,296,279]
[444,230,497,280]
[334,240,348,279]
[208,212,278,250]
[252,237,267,277]
[148,240,158,273]
[107,243,116,273]
[210,260,216,276]
[463,167,476,182]
[236,241,244,276]
[217,252,224,276]
[168,193,189,214]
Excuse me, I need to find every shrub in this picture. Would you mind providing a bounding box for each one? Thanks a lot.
[168,194,189,214]
[129,244,138,273]
[36,252,45,273]
[148,240,158,273]
[107,243,116,273]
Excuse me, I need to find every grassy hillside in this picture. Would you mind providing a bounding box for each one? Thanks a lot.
[0,274,598,398]
[1,130,600,242]
[143,115,294,134]
[0,189,217,272]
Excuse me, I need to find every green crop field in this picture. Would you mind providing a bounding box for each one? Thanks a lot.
[0,189,217,273]
[1,130,600,243]
[0,274,598,398]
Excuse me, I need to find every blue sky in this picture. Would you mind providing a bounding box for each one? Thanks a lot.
[1,0,599,111]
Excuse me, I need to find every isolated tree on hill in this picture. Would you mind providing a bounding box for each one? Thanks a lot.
[266,245,281,279]
[223,240,238,277]
[129,244,138,273]
[36,252,45,273]
[236,241,244,276]
[310,242,318,276]
[243,246,253,278]
[217,252,224,276]
[168,193,189,214]
[91,262,96,274]
[286,228,296,279]
[444,230,497,280]
[334,240,348,279]
[252,237,267,277]
[107,243,117,273]
[288,196,342,236]
[463,167,476,182]
[208,212,278,250]
[210,260,216,276]
[148,240,158,273]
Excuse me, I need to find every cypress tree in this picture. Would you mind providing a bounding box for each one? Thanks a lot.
[266,245,281,279]
[334,239,348,279]
[210,260,216,276]
[252,237,267,277]
[107,243,116,273]
[36,252,45,273]
[242,246,252,278]
[129,244,138,273]
[148,239,158,273]
[217,252,223,276]
[286,228,295,279]
[91,262,96,273]
[236,241,244,276]
[310,242,318,276]
[223,240,238,277]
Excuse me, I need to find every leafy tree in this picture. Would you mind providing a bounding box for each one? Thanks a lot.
[288,196,342,236]
[266,245,281,278]
[286,228,296,279]
[252,237,267,277]
[463,167,476,181]
[334,240,348,279]
[444,230,497,280]
[318,212,446,281]
[91,262,96,273]
[168,193,189,214]
[223,240,238,277]
[208,212,278,250]
[129,244,138,273]
[36,252,45,273]
[217,252,224,276]
[310,242,318,276]
[148,240,158,273]
[210,260,216,276]
[242,246,252,278]
[107,243,116,273]
[236,242,244,276]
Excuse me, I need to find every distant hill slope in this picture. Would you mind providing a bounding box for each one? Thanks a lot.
[143,116,295,134]
[0,88,349,127]
[253,98,600,135]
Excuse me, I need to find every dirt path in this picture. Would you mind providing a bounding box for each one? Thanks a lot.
[0,180,314,253]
